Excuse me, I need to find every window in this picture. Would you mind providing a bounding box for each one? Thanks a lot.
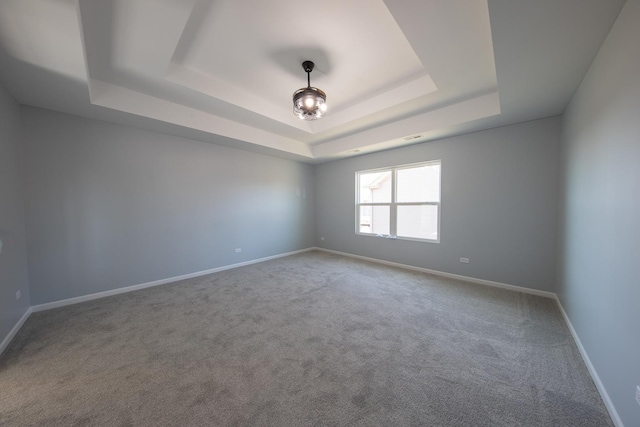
[356,160,441,242]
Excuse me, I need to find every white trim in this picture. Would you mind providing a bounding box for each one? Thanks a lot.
[1,248,314,357]
[0,246,621,427]
[31,247,315,313]
[554,298,624,427]
[316,247,621,425]
[356,160,442,244]
[315,247,556,298]
[0,307,33,355]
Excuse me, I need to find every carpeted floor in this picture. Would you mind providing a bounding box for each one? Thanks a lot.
[0,251,612,426]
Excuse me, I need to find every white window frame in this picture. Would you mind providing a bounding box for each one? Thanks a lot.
[355,160,441,243]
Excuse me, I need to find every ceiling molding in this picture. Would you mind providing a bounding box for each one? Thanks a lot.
[0,0,625,163]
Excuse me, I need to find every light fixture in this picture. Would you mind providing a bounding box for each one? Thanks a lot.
[293,60,327,120]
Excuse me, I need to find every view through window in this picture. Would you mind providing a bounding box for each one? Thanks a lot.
[356,160,441,242]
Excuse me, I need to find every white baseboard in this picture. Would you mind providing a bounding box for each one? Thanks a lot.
[315,247,556,299]
[1,248,313,356]
[317,247,622,425]
[1,246,622,427]
[30,247,315,313]
[0,306,33,356]
[554,298,624,427]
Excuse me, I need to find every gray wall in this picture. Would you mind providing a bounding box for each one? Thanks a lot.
[0,84,31,342]
[316,117,561,292]
[21,107,315,305]
[559,0,640,425]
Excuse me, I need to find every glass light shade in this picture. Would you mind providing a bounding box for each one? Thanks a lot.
[293,87,327,120]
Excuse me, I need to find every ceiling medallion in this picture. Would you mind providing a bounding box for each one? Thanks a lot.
[292,61,327,120]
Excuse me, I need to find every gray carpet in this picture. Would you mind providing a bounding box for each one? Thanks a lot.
[0,251,612,426]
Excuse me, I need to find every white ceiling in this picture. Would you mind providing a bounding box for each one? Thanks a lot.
[0,0,625,163]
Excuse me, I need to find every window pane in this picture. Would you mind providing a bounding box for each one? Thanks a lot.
[397,205,438,240]
[359,205,390,235]
[396,163,440,203]
[358,171,392,203]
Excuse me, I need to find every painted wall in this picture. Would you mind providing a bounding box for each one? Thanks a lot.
[559,0,640,425]
[0,84,30,343]
[21,107,315,305]
[316,117,561,292]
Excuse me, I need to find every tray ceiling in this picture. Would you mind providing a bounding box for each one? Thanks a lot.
[0,0,625,163]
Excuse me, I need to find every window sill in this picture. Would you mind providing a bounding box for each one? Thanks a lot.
[355,232,439,244]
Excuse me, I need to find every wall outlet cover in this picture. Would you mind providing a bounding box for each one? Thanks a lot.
[460,257,470,264]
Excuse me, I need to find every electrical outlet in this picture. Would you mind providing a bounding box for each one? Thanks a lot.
[460,257,469,264]
[320,236,325,241]
[16,290,21,300]
[235,248,242,253]
[635,385,640,407]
